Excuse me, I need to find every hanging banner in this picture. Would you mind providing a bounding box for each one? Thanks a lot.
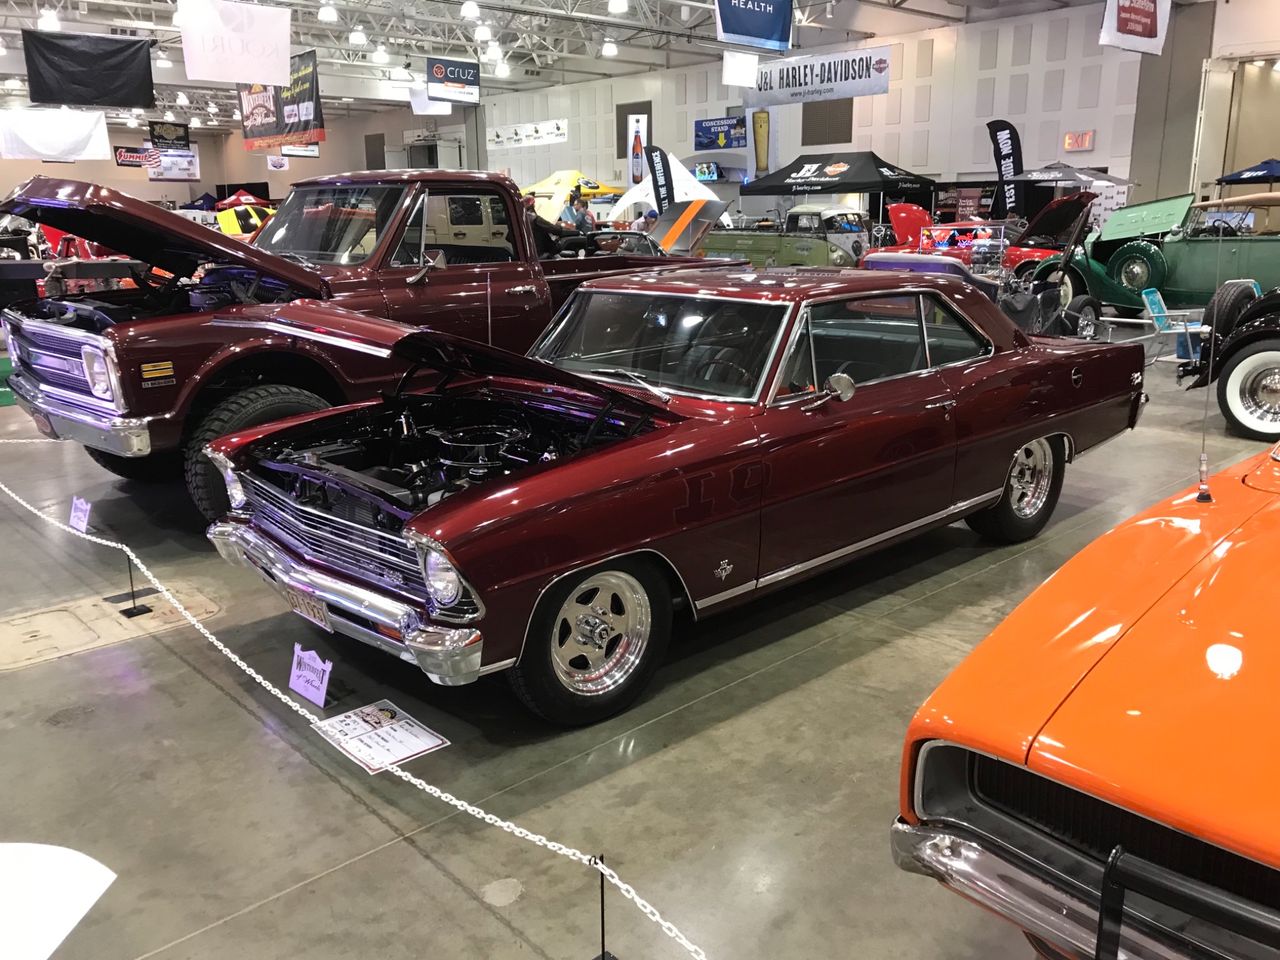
[148,121,189,151]
[409,87,453,116]
[425,57,480,105]
[22,30,154,108]
[744,46,892,107]
[114,145,150,167]
[694,116,747,151]
[237,50,326,151]
[986,119,1024,219]
[714,0,792,52]
[1099,0,1171,55]
[0,109,110,161]
[281,143,319,158]
[644,145,676,213]
[145,141,201,182]
[181,0,291,87]
[487,119,568,150]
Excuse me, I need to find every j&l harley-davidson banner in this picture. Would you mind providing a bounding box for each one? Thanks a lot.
[743,47,891,107]
[1099,0,1171,55]
[237,50,326,151]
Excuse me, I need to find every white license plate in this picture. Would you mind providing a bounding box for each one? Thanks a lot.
[287,587,332,632]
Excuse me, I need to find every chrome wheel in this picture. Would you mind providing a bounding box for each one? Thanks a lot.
[1119,257,1150,290]
[1241,366,1280,424]
[550,571,651,696]
[1008,439,1055,519]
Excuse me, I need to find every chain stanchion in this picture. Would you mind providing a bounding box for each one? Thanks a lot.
[0,438,710,960]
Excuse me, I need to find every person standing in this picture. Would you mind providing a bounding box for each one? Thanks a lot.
[630,209,658,232]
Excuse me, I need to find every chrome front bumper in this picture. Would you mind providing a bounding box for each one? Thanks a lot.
[8,370,152,456]
[891,819,1199,960]
[207,520,487,686]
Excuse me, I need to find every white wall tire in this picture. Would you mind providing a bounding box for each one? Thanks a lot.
[1218,342,1280,441]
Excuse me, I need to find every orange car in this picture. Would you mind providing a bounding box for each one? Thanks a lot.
[893,446,1280,960]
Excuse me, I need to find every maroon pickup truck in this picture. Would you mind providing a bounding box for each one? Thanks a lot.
[0,171,725,518]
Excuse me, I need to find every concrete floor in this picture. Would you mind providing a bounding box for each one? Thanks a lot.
[0,365,1265,960]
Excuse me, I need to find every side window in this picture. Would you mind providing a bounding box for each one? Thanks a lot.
[390,194,425,266]
[447,196,484,226]
[922,296,992,366]
[395,191,515,267]
[808,295,925,385]
[489,196,508,226]
[776,316,817,397]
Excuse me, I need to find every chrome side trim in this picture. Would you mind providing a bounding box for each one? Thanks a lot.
[208,318,394,358]
[694,489,1003,611]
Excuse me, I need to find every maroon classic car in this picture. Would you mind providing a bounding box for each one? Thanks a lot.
[206,267,1147,724]
[0,172,723,518]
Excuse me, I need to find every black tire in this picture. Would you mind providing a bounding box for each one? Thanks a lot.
[84,447,182,483]
[1216,340,1280,442]
[965,436,1066,544]
[183,385,329,521]
[1106,240,1167,294]
[1013,260,1039,281]
[1204,279,1258,339]
[1063,295,1102,338]
[1032,260,1084,303]
[509,557,672,725]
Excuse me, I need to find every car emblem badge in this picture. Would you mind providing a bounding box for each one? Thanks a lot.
[714,560,733,581]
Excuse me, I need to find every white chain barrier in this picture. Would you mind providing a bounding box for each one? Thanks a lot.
[0,437,709,960]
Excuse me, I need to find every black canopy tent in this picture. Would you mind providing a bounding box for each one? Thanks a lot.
[741,151,935,195]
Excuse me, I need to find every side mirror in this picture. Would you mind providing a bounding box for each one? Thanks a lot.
[407,250,446,285]
[802,371,856,410]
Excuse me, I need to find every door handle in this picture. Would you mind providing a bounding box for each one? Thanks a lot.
[507,284,538,295]
[452,231,467,239]
[924,399,956,410]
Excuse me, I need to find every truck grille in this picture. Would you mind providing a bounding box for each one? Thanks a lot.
[971,754,1280,912]
[242,474,481,621]
[6,319,94,399]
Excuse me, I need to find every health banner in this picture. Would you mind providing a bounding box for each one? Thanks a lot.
[426,57,480,105]
[986,119,1024,220]
[744,46,891,107]
[237,50,325,151]
[1099,0,1171,55]
[714,0,792,52]
[694,116,747,151]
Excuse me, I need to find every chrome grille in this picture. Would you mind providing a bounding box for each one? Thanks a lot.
[8,321,93,397]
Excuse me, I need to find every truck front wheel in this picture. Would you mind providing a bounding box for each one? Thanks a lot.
[184,385,329,521]
[85,447,182,483]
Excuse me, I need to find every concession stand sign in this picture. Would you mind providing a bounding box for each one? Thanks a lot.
[744,47,891,107]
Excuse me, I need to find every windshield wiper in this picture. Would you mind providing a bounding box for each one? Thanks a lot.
[588,368,672,404]
[271,251,318,268]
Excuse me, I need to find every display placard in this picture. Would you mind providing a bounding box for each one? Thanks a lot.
[744,46,891,107]
[487,119,568,150]
[313,700,449,774]
[425,57,480,105]
[281,143,319,158]
[694,116,747,151]
[237,50,325,151]
[145,141,200,182]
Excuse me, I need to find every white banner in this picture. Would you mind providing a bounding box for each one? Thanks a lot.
[145,141,201,182]
[486,119,568,150]
[744,46,891,107]
[0,109,110,161]
[409,87,453,116]
[1099,0,1171,55]
[180,0,292,87]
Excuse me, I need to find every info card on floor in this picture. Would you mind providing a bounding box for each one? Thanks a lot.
[312,700,449,773]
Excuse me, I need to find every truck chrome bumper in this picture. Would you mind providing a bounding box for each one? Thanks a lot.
[8,370,152,456]
[207,520,487,686]
[891,819,1196,960]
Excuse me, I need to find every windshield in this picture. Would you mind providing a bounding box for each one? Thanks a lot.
[1185,206,1279,237]
[254,184,407,264]
[532,291,788,400]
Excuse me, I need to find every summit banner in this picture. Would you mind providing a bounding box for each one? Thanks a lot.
[743,47,891,107]
[714,0,792,53]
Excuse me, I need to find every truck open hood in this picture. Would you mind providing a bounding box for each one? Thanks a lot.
[392,328,674,417]
[887,203,933,246]
[1013,191,1096,246]
[0,176,327,298]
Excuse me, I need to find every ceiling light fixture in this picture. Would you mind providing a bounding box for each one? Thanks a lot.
[341,96,354,102]
[0,36,7,55]
[371,43,390,64]
[156,55,172,68]
[348,26,367,45]
[233,108,241,119]
[317,3,338,22]
[494,60,510,78]
[131,107,144,115]
[126,117,139,127]
[4,78,20,91]
[825,1,834,17]
[460,0,480,18]
[175,91,189,106]
[607,0,627,13]
[207,101,218,113]
[37,7,61,31]
[602,40,618,57]
[190,115,202,127]
[163,109,175,121]
[474,23,492,42]
[1273,60,1280,73]
[391,61,413,81]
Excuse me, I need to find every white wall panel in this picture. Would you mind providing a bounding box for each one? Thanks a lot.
[1007,73,1028,115]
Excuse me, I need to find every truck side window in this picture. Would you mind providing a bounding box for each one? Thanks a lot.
[922,296,992,366]
[394,191,517,267]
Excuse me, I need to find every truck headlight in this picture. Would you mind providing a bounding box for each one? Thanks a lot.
[830,249,852,266]
[203,447,246,510]
[424,548,462,605]
[80,345,119,402]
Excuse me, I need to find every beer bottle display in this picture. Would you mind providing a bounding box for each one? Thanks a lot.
[753,110,770,177]
[630,121,644,184]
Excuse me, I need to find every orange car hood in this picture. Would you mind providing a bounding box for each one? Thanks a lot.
[1030,454,1280,868]
[903,453,1280,822]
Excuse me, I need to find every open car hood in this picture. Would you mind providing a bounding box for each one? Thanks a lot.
[887,203,933,246]
[0,176,327,297]
[651,199,728,254]
[1014,191,1096,246]
[1097,193,1194,242]
[392,328,674,417]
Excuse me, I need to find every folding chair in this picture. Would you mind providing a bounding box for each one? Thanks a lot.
[1140,288,1203,365]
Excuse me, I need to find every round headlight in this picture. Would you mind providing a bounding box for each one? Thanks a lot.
[830,249,851,266]
[80,345,115,401]
[425,549,462,605]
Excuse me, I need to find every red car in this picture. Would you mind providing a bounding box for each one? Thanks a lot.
[207,267,1145,724]
[873,192,1096,279]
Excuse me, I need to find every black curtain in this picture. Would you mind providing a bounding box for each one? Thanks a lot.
[23,30,154,108]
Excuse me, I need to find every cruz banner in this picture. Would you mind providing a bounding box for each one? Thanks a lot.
[714,0,791,52]
[744,47,891,107]
[1099,0,1171,55]
[426,57,480,104]
[237,50,325,151]
[986,119,1024,219]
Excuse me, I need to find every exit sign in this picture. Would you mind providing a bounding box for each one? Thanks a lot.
[1064,130,1096,152]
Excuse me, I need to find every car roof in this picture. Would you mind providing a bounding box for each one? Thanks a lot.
[1193,192,1280,208]
[578,266,975,304]
[789,203,861,216]
[290,168,521,191]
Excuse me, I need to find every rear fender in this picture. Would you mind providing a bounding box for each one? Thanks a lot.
[1208,312,1280,382]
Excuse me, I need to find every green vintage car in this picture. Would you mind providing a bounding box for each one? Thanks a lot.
[1034,192,1280,311]
[699,204,869,268]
